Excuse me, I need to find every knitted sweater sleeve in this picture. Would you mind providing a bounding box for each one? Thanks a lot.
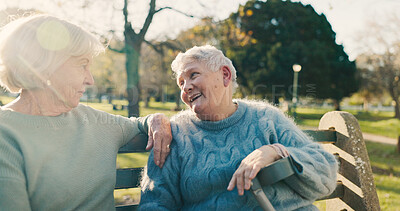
[116,115,149,147]
[271,110,338,200]
[0,133,31,211]
[139,140,182,210]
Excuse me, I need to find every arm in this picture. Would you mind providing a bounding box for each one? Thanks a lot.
[121,113,172,168]
[0,137,31,211]
[139,141,182,210]
[277,125,338,200]
[228,109,337,200]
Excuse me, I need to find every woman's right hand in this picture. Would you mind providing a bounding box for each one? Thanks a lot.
[146,113,172,168]
[227,145,281,195]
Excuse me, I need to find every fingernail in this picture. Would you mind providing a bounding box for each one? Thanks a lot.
[156,161,160,166]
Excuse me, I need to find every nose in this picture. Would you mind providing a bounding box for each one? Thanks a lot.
[84,69,94,86]
[182,81,193,93]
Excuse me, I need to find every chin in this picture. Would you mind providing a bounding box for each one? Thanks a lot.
[67,99,80,109]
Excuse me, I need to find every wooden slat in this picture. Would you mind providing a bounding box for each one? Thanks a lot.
[341,182,367,211]
[317,181,344,200]
[338,156,361,187]
[116,204,138,211]
[303,130,337,143]
[115,168,143,189]
[119,134,148,153]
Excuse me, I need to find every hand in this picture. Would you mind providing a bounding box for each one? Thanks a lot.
[227,145,281,195]
[146,113,172,168]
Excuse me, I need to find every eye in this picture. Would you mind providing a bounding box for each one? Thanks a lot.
[81,63,89,70]
[178,80,184,87]
[190,72,199,78]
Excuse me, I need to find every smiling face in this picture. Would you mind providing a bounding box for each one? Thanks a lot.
[48,54,94,108]
[177,62,233,120]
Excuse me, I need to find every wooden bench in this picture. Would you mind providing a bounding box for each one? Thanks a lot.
[114,111,380,211]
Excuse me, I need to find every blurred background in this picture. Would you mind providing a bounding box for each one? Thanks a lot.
[1,0,399,210]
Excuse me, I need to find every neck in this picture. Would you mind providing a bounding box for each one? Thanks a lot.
[197,100,238,121]
[5,89,72,116]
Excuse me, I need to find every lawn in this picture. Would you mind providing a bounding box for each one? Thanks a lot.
[295,107,400,139]
[1,95,399,209]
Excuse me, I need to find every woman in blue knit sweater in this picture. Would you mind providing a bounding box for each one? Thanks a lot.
[139,45,338,210]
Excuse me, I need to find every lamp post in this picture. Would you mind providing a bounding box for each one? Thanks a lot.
[292,64,302,119]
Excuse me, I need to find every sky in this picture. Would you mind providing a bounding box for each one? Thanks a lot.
[1,0,399,60]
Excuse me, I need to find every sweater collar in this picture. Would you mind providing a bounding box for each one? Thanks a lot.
[190,100,246,131]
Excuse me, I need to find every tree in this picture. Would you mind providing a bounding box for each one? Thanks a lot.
[355,55,386,111]
[219,0,358,109]
[356,13,400,119]
[107,0,194,117]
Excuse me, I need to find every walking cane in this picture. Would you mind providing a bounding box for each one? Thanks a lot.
[250,157,296,211]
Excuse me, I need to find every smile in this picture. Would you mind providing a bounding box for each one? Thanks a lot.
[189,93,202,102]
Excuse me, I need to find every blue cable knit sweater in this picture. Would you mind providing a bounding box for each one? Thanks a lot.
[140,100,337,210]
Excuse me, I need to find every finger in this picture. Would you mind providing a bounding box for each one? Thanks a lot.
[244,168,252,190]
[159,139,171,168]
[236,171,244,195]
[152,132,161,167]
[227,174,236,191]
[249,164,261,180]
[146,131,154,151]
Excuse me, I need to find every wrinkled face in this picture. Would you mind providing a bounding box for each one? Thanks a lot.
[48,54,94,108]
[177,62,229,119]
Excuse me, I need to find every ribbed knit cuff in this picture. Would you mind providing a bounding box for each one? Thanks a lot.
[269,143,290,158]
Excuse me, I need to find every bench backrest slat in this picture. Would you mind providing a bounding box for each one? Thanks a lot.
[118,134,148,153]
[115,204,138,211]
[303,130,337,143]
[115,168,143,189]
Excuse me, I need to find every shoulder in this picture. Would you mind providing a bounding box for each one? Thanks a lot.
[236,99,287,121]
[73,103,126,123]
[170,109,196,133]
[169,110,202,146]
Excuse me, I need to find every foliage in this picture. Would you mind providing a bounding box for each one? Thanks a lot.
[219,0,358,107]
[90,48,126,101]
[355,12,400,119]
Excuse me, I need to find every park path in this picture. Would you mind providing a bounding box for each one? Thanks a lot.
[299,125,397,146]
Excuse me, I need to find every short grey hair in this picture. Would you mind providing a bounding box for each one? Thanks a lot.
[0,14,104,93]
[171,45,238,90]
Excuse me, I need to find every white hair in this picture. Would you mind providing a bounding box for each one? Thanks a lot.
[0,14,104,93]
[171,45,238,90]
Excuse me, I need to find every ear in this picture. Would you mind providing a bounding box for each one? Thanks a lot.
[221,66,232,87]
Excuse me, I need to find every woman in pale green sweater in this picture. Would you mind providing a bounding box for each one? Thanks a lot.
[0,15,172,210]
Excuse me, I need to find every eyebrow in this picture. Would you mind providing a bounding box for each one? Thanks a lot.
[78,58,90,63]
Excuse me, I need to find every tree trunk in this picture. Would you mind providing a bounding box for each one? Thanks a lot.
[397,136,400,153]
[125,45,141,117]
[175,91,181,111]
[334,99,341,111]
[395,99,400,119]
[388,86,400,119]
[363,99,369,112]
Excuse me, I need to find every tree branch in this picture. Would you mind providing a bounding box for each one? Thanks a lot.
[144,39,185,53]
[108,45,125,54]
[155,6,198,19]
[139,0,157,40]
[123,0,137,37]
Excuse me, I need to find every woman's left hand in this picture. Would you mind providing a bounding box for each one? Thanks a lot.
[146,113,172,168]
[227,145,281,195]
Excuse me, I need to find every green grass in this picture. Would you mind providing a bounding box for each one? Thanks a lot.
[366,142,400,211]
[295,107,400,139]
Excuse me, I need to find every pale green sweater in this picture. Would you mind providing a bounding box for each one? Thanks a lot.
[0,104,148,211]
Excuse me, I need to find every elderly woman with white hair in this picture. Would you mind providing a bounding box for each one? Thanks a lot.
[139,45,338,210]
[0,15,172,210]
